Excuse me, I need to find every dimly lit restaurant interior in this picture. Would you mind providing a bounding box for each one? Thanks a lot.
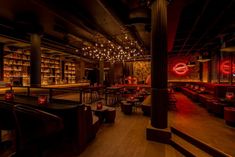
[0,0,235,156]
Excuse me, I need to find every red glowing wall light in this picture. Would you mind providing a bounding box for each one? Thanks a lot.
[226,92,234,100]
[173,63,189,75]
[220,60,235,74]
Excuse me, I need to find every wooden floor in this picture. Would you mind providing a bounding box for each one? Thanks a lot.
[55,92,235,157]
[169,92,235,157]
[79,108,183,157]
[2,91,234,157]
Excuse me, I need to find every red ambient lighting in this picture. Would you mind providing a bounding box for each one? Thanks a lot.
[220,60,235,74]
[173,63,188,75]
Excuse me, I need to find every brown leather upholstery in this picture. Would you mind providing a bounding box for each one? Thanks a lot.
[104,109,116,123]
[0,102,16,155]
[141,96,151,116]
[0,102,15,130]
[224,107,235,126]
[13,105,64,157]
[84,106,100,142]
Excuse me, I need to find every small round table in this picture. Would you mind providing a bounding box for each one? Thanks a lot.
[92,106,116,123]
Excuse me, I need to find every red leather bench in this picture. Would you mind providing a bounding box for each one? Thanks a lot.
[224,107,235,126]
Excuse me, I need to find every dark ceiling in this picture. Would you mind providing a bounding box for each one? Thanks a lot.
[0,0,235,62]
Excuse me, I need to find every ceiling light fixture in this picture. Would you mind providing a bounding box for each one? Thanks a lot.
[186,61,196,67]
[80,32,145,63]
[196,56,211,62]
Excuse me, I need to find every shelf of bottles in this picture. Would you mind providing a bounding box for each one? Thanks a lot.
[41,54,61,86]
[3,50,77,86]
[3,50,30,86]
[64,62,76,84]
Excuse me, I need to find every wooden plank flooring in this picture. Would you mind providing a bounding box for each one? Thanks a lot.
[54,92,235,157]
[2,90,233,157]
[79,108,183,157]
[169,92,235,157]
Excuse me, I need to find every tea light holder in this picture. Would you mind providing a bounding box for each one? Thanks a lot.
[5,90,14,101]
[96,102,103,110]
[38,95,48,105]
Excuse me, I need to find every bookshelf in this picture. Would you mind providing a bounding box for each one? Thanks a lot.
[41,54,61,86]
[64,61,76,84]
[3,50,30,86]
[3,50,78,86]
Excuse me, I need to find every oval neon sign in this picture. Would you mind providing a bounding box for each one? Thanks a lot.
[220,60,235,74]
[173,63,188,75]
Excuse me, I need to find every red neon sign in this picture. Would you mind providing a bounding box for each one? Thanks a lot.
[220,60,235,74]
[173,63,188,75]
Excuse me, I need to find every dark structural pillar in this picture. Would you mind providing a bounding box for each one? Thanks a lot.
[0,43,4,81]
[109,63,115,85]
[80,60,85,80]
[146,0,171,143]
[99,60,104,85]
[30,34,41,87]
[75,61,79,83]
[229,53,233,85]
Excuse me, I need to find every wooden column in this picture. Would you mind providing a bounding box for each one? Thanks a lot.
[218,51,221,83]
[199,62,203,81]
[99,60,104,85]
[109,63,114,85]
[229,53,233,84]
[30,34,41,87]
[80,60,85,79]
[75,60,80,83]
[146,0,171,143]
[0,43,4,81]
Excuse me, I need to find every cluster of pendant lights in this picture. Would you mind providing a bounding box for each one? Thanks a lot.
[81,34,145,63]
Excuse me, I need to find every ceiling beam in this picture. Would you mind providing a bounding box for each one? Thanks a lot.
[177,0,210,55]
[186,0,234,55]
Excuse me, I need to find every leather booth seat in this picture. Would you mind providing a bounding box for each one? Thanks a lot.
[224,107,235,126]
[13,105,64,157]
[0,102,15,155]
[84,106,101,142]
[207,101,228,117]
[141,95,151,116]
[0,102,15,131]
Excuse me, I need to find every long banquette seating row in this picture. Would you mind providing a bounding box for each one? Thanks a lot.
[39,98,101,153]
[181,82,235,99]
[180,82,235,126]
[140,89,177,116]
